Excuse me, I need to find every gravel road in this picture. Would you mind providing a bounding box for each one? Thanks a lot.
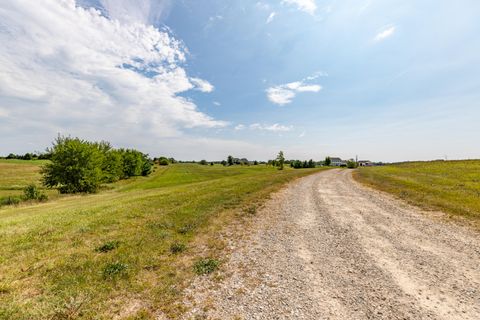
[183,169,480,319]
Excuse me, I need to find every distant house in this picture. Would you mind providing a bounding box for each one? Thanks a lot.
[358,160,373,167]
[330,157,346,166]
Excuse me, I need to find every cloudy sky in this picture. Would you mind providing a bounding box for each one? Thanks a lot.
[1,0,479,161]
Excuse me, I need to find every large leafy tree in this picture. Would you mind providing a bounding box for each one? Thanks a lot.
[42,136,105,193]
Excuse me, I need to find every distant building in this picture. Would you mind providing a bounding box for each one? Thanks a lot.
[330,157,346,166]
[358,160,373,167]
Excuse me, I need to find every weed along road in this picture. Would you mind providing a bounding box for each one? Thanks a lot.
[184,169,480,319]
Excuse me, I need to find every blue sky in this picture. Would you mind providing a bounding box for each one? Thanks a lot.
[1,0,479,161]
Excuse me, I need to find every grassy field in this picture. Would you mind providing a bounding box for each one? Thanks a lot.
[354,160,480,225]
[0,161,326,319]
[0,159,52,201]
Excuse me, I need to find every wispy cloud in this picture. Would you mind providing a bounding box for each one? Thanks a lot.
[282,0,317,15]
[234,124,246,130]
[266,12,277,24]
[250,123,293,132]
[190,78,214,93]
[374,25,396,42]
[213,101,221,106]
[266,75,322,105]
[235,123,293,132]
[0,0,225,145]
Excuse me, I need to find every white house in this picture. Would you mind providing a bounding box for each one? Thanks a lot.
[330,157,346,166]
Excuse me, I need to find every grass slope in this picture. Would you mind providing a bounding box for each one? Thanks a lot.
[0,160,51,201]
[0,162,325,319]
[354,160,480,224]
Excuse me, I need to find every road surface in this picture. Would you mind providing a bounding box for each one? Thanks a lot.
[184,169,480,319]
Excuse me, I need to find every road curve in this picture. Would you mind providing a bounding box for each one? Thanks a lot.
[184,169,480,319]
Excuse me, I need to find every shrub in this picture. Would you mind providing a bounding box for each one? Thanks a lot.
[102,262,128,279]
[347,160,357,169]
[95,241,120,253]
[158,159,169,166]
[169,242,186,254]
[1,196,21,206]
[193,258,219,275]
[23,184,40,200]
[199,160,208,165]
[38,193,49,202]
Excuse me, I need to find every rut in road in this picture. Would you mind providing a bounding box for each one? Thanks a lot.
[183,169,480,320]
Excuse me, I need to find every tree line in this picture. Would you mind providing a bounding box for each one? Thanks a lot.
[42,136,153,194]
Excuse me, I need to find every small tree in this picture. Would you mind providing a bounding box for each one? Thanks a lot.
[324,156,331,166]
[199,159,208,165]
[42,136,105,193]
[253,160,258,165]
[347,160,357,169]
[221,160,227,166]
[227,155,234,166]
[308,159,315,168]
[276,151,285,170]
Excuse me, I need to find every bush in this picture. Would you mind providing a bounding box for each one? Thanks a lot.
[347,160,357,169]
[158,159,169,166]
[95,241,120,253]
[169,242,186,254]
[102,262,128,279]
[23,184,40,200]
[1,196,21,206]
[193,258,219,275]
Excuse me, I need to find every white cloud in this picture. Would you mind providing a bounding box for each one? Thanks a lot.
[190,77,215,93]
[89,0,172,25]
[266,76,322,105]
[235,124,246,130]
[282,0,317,15]
[0,0,225,146]
[250,123,293,132]
[266,12,277,24]
[374,25,396,42]
[213,101,221,106]
[299,130,306,138]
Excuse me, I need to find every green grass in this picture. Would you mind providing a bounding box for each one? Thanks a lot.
[0,159,52,202]
[354,160,480,224]
[0,162,326,319]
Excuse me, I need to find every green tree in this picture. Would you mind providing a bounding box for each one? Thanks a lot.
[324,156,331,166]
[42,136,105,193]
[276,151,285,170]
[227,155,234,166]
[221,160,227,166]
[347,160,357,169]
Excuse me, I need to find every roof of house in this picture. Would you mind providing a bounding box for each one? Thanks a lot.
[330,157,343,162]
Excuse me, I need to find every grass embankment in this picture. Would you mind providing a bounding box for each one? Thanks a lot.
[354,160,480,225]
[0,161,326,319]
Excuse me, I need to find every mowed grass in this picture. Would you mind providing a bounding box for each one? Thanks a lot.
[0,162,326,319]
[354,160,480,224]
[0,159,52,201]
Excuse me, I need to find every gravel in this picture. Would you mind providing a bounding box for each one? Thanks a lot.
[182,169,480,319]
